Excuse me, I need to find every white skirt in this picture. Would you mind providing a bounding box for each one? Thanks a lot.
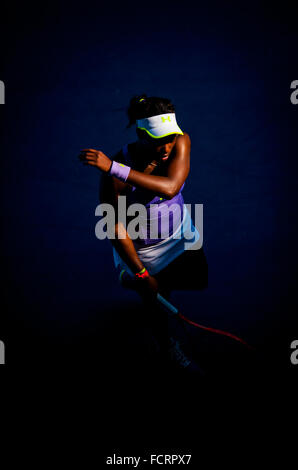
[112,205,200,276]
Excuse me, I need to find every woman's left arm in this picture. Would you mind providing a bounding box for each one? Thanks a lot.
[79,133,191,199]
[161,133,191,197]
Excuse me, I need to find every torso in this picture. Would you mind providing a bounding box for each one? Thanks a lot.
[118,135,187,245]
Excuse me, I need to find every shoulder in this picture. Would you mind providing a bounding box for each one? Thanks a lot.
[172,132,191,158]
[176,132,191,146]
[114,143,138,165]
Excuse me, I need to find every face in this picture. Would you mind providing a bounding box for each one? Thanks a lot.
[138,132,178,162]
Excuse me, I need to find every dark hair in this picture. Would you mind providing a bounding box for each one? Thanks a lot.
[126,94,176,128]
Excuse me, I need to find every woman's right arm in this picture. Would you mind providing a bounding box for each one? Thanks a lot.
[99,150,146,275]
[99,150,159,299]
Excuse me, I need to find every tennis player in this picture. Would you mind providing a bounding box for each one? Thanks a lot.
[79,94,208,370]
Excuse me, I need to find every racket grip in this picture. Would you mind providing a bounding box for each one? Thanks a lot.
[156,293,179,315]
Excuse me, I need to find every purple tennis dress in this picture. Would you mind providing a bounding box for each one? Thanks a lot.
[113,143,200,276]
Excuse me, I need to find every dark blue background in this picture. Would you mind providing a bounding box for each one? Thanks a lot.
[1,0,298,381]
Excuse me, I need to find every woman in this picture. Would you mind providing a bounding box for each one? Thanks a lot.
[79,94,208,370]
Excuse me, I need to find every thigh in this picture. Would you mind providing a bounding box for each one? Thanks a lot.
[154,247,208,292]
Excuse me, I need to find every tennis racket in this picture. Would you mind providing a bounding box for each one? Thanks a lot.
[119,269,254,351]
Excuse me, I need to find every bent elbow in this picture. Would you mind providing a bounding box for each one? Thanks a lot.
[164,183,179,200]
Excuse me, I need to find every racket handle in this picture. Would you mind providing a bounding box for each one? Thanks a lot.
[156,293,179,315]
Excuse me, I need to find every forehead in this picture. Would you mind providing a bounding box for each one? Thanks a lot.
[145,134,177,146]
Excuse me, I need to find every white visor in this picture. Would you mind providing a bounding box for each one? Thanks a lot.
[136,113,184,139]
